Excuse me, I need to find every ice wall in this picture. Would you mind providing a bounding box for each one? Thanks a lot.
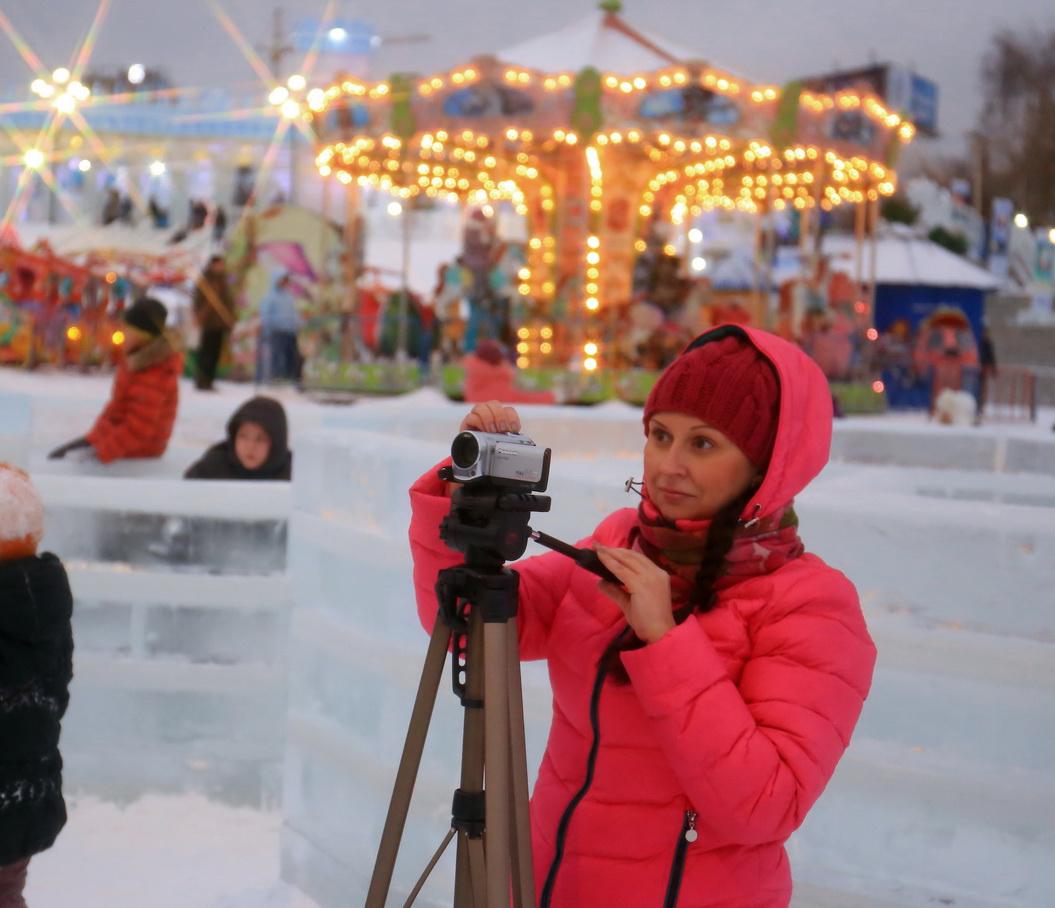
[282,401,1054,908]
[35,474,294,806]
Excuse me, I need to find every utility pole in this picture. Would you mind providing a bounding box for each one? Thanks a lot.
[261,8,295,80]
[259,7,298,204]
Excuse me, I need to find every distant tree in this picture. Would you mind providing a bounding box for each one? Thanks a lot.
[881,195,919,226]
[977,27,1055,223]
[928,226,970,257]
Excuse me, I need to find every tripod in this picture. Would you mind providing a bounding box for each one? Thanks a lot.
[366,481,549,908]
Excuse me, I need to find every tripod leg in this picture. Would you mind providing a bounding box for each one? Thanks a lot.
[466,835,488,908]
[506,623,537,908]
[455,608,486,908]
[366,616,451,908]
[402,829,457,908]
[483,621,512,907]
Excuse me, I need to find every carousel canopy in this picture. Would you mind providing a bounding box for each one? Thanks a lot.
[498,8,694,75]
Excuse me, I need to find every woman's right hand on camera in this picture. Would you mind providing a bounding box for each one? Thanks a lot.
[460,401,521,434]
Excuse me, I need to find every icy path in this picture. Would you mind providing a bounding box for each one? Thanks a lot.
[25,794,320,908]
[20,792,996,908]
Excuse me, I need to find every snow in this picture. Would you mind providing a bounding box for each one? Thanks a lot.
[824,226,1002,290]
[25,794,319,908]
[1,369,1054,906]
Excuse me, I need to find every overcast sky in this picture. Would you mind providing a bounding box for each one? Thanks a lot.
[3,0,1053,153]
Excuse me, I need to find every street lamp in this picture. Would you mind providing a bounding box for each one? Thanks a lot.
[268,73,316,204]
[31,67,90,114]
[23,148,45,170]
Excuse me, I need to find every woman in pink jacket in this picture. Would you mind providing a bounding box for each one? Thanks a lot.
[408,324,876,908]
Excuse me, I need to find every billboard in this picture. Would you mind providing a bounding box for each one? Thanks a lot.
[801,63,939,136]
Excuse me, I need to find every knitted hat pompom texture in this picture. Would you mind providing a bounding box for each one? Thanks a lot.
[643,333,781,468]
[0,462,44,560]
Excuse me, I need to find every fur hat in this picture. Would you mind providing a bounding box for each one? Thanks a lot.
[0,463,44,560]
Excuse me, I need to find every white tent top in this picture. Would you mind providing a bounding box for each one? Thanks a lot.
[824,226,1000,291]
[497,8,695,74]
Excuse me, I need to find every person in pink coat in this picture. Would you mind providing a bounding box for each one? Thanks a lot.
[408,324,876,908]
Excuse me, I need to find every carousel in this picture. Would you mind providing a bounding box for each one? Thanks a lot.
[305,0,915,379]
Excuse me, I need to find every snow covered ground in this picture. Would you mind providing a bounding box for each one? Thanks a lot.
[25,795,320,908]
[1,368,1054,907]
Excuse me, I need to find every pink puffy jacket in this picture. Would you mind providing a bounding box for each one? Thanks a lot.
[409,326,876,908]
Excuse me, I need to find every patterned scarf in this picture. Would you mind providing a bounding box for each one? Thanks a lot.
[630,488,805,605]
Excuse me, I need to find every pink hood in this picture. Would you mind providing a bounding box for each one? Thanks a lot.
[655,325,833,524]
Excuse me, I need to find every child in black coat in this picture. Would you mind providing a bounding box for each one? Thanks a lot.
[0,464,74,907]
[183,396,292,481]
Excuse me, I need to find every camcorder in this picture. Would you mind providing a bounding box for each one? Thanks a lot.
[448,431,551,490]
[439,430,618,584]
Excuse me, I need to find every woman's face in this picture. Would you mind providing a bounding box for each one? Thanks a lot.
[643,411,760,521]
[234,421,271,471]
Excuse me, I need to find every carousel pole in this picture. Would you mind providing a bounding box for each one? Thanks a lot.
[343,179,362,359]
[396,197,412,362]
[853,197,866,299]
[867,190,879,322]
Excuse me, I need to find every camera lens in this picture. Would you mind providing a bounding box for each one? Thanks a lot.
[451,432,481,469]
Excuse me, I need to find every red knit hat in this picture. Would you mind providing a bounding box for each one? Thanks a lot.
[643,331,781,467]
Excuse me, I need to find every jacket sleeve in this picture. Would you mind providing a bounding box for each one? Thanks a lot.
[621,569,876,846]
[87,367,174,463]
[409,461,575,661]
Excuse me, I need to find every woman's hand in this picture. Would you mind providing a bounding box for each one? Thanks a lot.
[595,545,676,645]
[460,401,521,434]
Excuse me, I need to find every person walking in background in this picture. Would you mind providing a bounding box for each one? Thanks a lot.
[192,256,236,391]
[184,396,292,481]
[48,298,182,464]
[256,271,302,384]
[0,465,74,908]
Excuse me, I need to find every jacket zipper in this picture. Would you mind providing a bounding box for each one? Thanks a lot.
[662,809,698,908]
[538,654,610,908]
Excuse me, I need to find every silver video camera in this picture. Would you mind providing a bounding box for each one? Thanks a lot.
[448,431,551,490]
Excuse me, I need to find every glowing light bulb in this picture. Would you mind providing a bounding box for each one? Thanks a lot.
[23,148,44,170]
[78,159,92,172]
[269,86,290,106]
[54,93,76,114]
[287,73,307,92]
[387,201,403,217]
[52,67,70,85]
[128,63,146,85]
[688,228,703,243]
[1013,213,1029,230]
[66,326,82,341]
[112,330,125,346]
[281,99,301,119]
[583,357,598,371]
[328,26,348,44]
[149,160,166,177]
[583,342,598,356]
[691,257,708,272]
